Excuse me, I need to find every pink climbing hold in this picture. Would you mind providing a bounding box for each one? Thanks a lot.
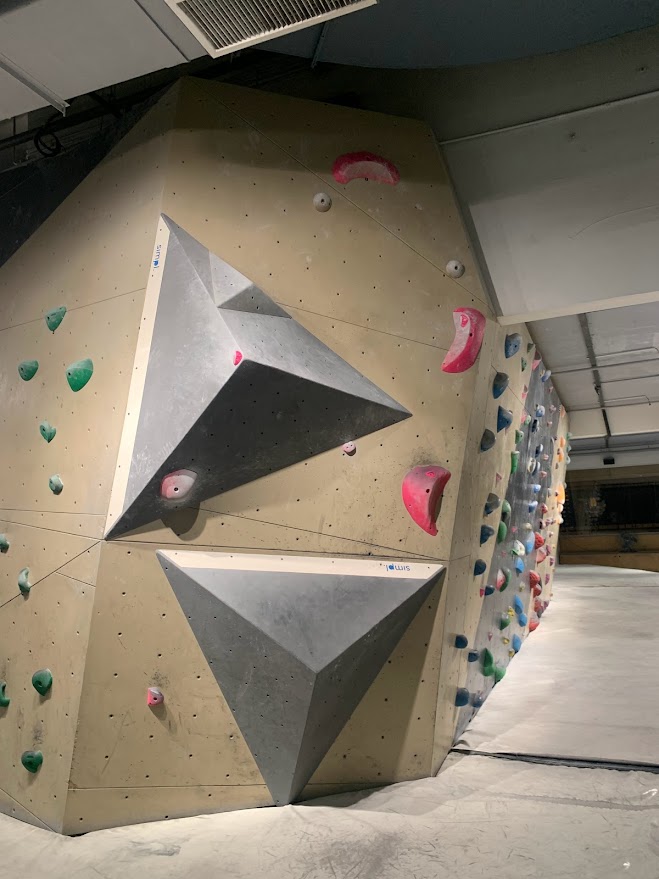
[160,469,197,500]
[529,570,541,589]
[534,532,545,549]
[536,546,549,564]
[342,441,356,456]
[233,350,243,366]
[532,355,542,370]
[545,573,551,584]
[332,151,400,186]
[441,307,486,373]
[495,472,503,482]
[147,687,164,706]
[528,617,540,632]
[479,587,485,597]
[541,503,549,514]
[402,465,451,536]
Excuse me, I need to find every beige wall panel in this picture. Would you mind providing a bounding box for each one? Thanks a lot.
[195,80,486,301]
[0,519,98,605]
[0,572,94,832]
[0,789,52,830]
[0,510,105,539]
[57,540,102,586]
[70,542,265,791]
[0,292,144,516]
[161,80,493,353]
[0,94,174,331]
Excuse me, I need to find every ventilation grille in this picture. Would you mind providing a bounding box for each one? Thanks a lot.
[166,0,377,57]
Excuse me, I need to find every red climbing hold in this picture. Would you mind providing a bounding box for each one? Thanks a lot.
[441,307,486,373]
[332,151,400,186]
[534,532,545,549]
[402,465,451,536]
[529,570,541,588]
[536,546,549,563]
[528,617,540,632]
[233,351,243,366]
[541,503,549,514]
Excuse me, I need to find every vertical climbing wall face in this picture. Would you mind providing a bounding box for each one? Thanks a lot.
[0,94,175,831]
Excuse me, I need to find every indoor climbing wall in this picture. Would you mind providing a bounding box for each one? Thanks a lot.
[0,77,567,834]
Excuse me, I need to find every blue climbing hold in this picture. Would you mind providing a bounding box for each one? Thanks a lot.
[504,333,522,358]
[468,649,479,662]
[480,525,495,545]
[513,594,524,615]
[455,688,470,707]
[536,405,545,418]
[524,533,535,554]
[455,634,469,649]
[512,634,522,653]
[484,584,495,596]
[472,693,485,708]
[480,429,496,452]
[483,493,501,516]
[474,559,487,575]
[492,372,509,399]
[518,613,528,626]
[514,556,525,574]
[528,500,538,513]
[541,369,552,383]
[531,483,541,494]
[497,406,513,432]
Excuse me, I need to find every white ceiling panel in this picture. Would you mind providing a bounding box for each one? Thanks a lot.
[568,409,607,439]
[0,66,45,118]
[607,403,659,435]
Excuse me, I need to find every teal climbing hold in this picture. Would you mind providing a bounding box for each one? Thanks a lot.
[49,474,63,495]
[455,688,470,707]
[65,358,93,392]
[494,665,506,683]
[483,493,501,516]
[511,451,520,474]
[497,406,513,432]
[32,669,53,696]
[18,360,39,381]
[455,634,469,649]
[504,333,522,358]
[482,648,495,677]
[480,429,496,452]
[513,594,524,615]
[512,634,522,653]
[484,584,495,596]
[21,750,43,773]
[0,681,9,707]
[521,357,528,371]
[474,559,487,575]
[39,421,56,443]
[45,305,67,332]
[0,534,9,553]
[515,429,524,445]
[514,556,525,574]
[497,521,508,543]
[480,525,495,545]
[492,372,509,399]
[18,568,31,594]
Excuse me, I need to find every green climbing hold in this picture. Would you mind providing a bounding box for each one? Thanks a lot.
[18,568,31,594]
[32,669,53,696]
[45,305,67,332]
[494,665,507,683]
[499,614,511,631]
[499,566,511,591]
[482,648,495,677]
[526,342,535,353]
[21,750,43,773]
[49,474,63,495]
[501,499,512,518]
[39,421,56,443]
[0,681,9,707]
[497,521,508,543]
[18,360,39,381]
[65,358,93,392]
[511,450,520,474]
[515,429,523,445]
[521,357,528,371]
[0,534,9,553]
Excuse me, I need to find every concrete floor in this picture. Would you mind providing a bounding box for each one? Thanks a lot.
[0,564,657,879]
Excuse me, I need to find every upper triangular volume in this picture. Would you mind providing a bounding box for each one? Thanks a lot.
[157,551,444,804]
[106,217,410,538]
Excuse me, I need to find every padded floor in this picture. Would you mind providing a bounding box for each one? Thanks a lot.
[457,565,659,766]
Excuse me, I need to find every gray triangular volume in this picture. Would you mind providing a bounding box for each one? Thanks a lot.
[107,217,410,538]
[157,551,444,804]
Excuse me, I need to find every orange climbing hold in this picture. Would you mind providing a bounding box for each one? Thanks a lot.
[402,465,451,536]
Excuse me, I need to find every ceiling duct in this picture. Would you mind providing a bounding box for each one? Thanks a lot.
[163,0,377,57]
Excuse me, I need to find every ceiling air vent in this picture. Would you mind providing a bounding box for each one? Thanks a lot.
[165,0,377,58]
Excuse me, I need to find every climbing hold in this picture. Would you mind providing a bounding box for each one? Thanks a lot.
[536,405,545,418]
[65,358,93,392]
[49,474,63,495]
[537,546,549,563]
[233,350,243,366]
[18,568,31,594]
[483,493,501,516]
[494,665,506,683]
[454,634,469,649]
[312,192,332,212]
[484,584,495,596]
[526,458,536,474]
[534,532,545,549]
[497,406,513,432]
[527,342,535,353]
[541,369,552,383]
[521,386,528,401]
[531,419,539,433]
[504,333,522,358]
[18,360,39,381]
[402,465,451,536]
[515,429,524,446]
[442,307,486,373]
[480,525,495,545]
[540,503,549,514]
[497,521,508,543]
[492,372,509,399]
[0,681,9,708]
[147,686,164,706]
[522,522,532,530]
[45,305,67,332]
[332,151,399,186]
[528,500,538,513]
[0,534,9,553]
[513,594,524,614]
[511,539,525,557]
[32,669,53,696]
[342,441,356,456]
[518,612,528,627]
[472,692,485,707]
[21,750,43,773]
[512,634,522,653]
[536,444,544,455]
[160,469,197,500]
[482,648,495,676]
[510,451,520,474]
[455,687,470,707]
[529,617,540,632]
[521,357,527,371]
[514,556,525,574]
[468,649,479,662]
[531,483,541,494]
[499,614,511,630]
[532,355,542,370]
[496,568,511,591]
[39,421,56,443]
[529,570,541,589]
[524,414,532,426]
[502,636,510,645]
[480,429,496,452]
[474,559,487,576]
[446,259,466,279]
[545,573,551,585]
[556,484,566,505]
[524,532,535,555]
[501,499,511,518]
[531,583,542,598]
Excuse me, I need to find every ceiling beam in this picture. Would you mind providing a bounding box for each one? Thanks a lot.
[497,289,659,326]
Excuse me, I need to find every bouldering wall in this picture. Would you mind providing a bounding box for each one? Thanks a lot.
[0,77,568,834]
